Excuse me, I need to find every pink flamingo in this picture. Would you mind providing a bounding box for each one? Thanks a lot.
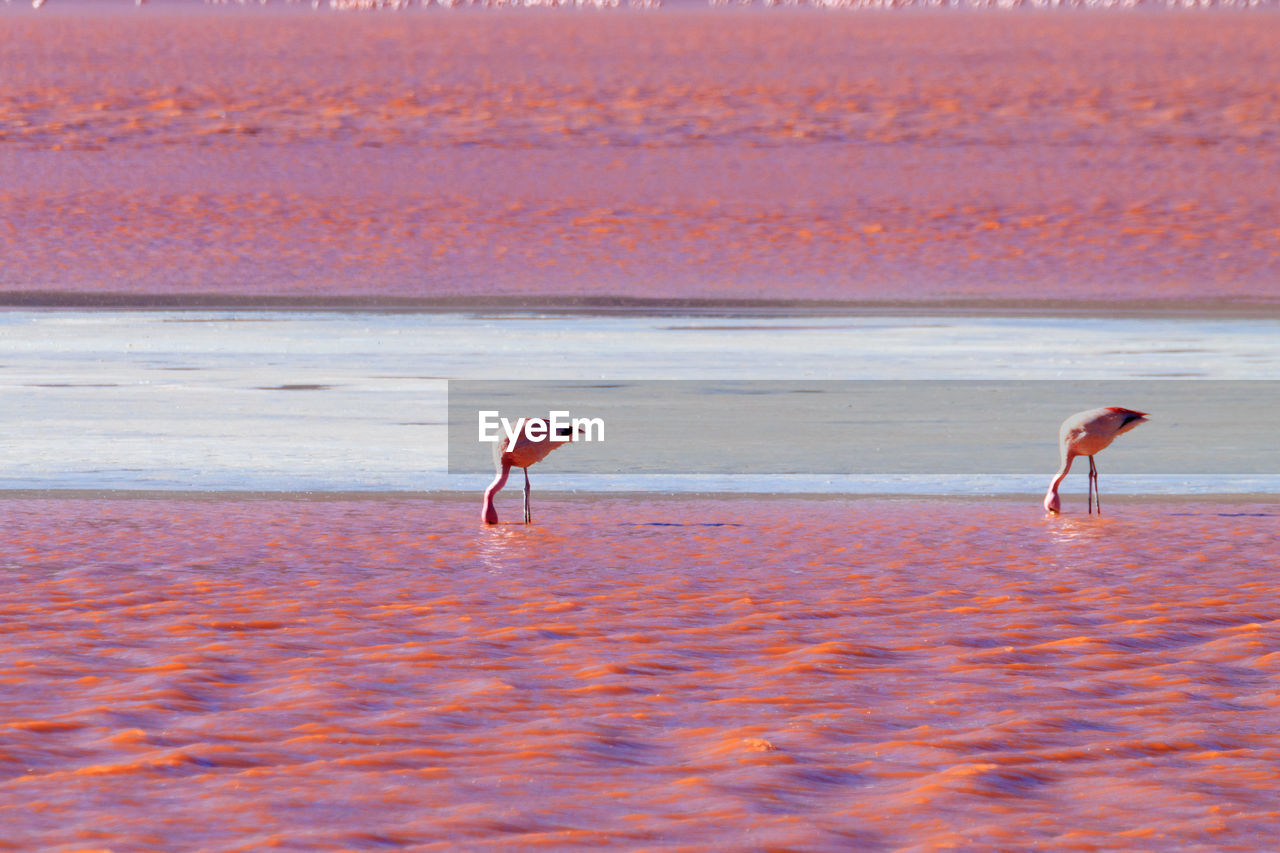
[1044,407,1148,515]
[482,417,578,525]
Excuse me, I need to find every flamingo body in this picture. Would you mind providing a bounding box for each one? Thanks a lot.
[482,417,576,525]
[1044,406,1148,514]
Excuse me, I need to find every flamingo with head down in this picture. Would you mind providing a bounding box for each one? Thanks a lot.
[1044,407,1149,515]
[482,417,579,525]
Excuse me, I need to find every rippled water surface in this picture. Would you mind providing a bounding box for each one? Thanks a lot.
[1,496,1277,850]
[2,10,1278,303]
[4,4,1279,848]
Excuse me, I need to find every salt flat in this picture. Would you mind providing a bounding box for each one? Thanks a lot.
[2,310,1277,493]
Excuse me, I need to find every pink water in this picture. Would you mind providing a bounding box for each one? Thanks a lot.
[2,11,1279,305]
[2,496,1277,850]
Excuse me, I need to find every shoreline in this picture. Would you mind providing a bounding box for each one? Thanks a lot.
[2,489,1276,504]
[4,292,1280,319]
[7,2,1280,13]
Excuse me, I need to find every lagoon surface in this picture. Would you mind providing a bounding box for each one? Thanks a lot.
[2,495,1278,851]
[2,10,1279,305]
[4,5,1280,851]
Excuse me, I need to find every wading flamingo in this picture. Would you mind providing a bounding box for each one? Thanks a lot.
[482,417,578,525]
[1044,407,1148,515]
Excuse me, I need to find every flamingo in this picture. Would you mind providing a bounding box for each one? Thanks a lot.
[482,417,578,525]
[1044,407,1148,515]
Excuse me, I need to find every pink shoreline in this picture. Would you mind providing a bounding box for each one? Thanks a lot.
[4,292,1280,318]
[2,491,1277,503]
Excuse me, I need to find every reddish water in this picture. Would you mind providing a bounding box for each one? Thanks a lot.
[2,496,1277,850]
[2,11,1279,304]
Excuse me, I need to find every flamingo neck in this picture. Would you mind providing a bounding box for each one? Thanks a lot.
[1050,454,1075,489]
[1045,453,1076,509]
[483,464,511,524]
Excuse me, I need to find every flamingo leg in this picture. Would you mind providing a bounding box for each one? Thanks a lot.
[1085,456,1095,515]
[1086,457,1092,515]
[1091,456,1101,515]
[523,467,531,525]
[1086,457,1094,514]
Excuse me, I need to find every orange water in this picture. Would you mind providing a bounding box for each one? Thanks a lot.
[2,11,1279,303]
[2,496,1277,849]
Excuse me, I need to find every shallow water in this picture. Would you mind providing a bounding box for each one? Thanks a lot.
[2,10,1278,303]
[1,496,1277,850]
